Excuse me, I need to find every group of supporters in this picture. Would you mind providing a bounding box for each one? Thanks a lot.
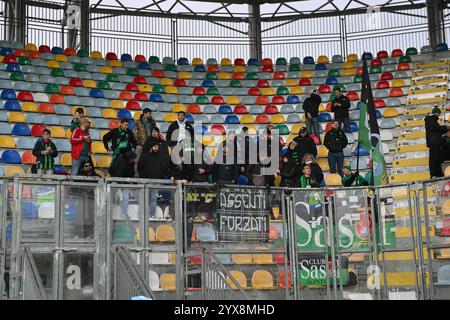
[30,89,450,185]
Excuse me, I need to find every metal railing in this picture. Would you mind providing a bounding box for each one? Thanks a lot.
[13,246,47,300]
[113,246,155,300]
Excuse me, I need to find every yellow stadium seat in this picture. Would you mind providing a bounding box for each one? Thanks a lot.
[319,103,325,112]
[54,54,68,62]
[342,61,355,69]
[262,88,275,96]
[218,72,231,80]
[317,55,329,64]
[285,79,297,87]
[347,53,358,62]
[290,86,303,95]
[325,174,342,186]
[192,58,204,65]
[168,252,176,264]
[21,102,38,112]
[234,65,246,73]
[0,136,16,148]
[166,86,179,94]
[251,270,275,289]
[226,271,248,289]
[291,124,302,135]
[8,112,26,123]
[300,71,314,78]
[99,66,112,74]
[161,78,173,86]
[383,108,399,118]
[271,114,285,124]
[100,130,109,140]
[445,166,450,177]
[102,109,117,119]
[221,58,232,66]
[164,113,177,122]
[231,249,252,264]
[317,145,328,158]
[178,72,191,79]
[110,100,124,109]
[252,248,274,264]
[172,104,185,113]
[149,226,156,241]
[72,106,86,115]
[82,80,97,88]
[133,112,142,121]
[246,125,257,135]
[97,156,112,168]
[90,51,103,59]
[317,159,330,171]
[392,79,406,87]
[342,68,356,76]
[138,84,152,93]
[284,135,295,146]
[109,60,122,67]
[240,115,255,124]
[92,141,108,154]
[160,273,176,291]
[5,166,25,177]
[25,43,37,51]
[226,96,240,105]
[202,136,215,146]
[50,126,66,138]
[47,60,60,69]
[156,224,175,242]
[60,153,72,166]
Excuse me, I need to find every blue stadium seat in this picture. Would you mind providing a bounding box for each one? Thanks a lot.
[237,175,249,186]
[0,48,13,56]
[89,88,104,99]
[1,150,21,163]
[6,63,21,72]
[247,58,260,66]
[218,105,233,114]
[362,52,373,60]
[318,113,332,122]
[51,46,64,54]
[149,94,163,102]
[5,101,23,113]
[354,145,369,156]
[349,122,358,132]
[202,80,215,88]
[22,201,38,219]
[225,115,240,124]
[121,53,132,61]
[303,56,314,64]
[315,63,327,71]
[436,43,448,52]
[326,77,338,85]
[177,57,189,66]
[375,109,382,119]
[12,124,31,136]
[286,95,300,104]
[1,89,17,100]
[138,62,151,70]
[117,110,132,120]
[194,65,206,72]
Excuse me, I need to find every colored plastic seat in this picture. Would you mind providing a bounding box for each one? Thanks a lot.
[3,100,21,111]
[406,47,418,56]
[325,174,342,186]
[1,89,17,100]
[252,270,274,289]
[1,150,21,164]
[218,105,233,114]
[12,123,30,136]
[8,112,26,122]
[0,136,15,148]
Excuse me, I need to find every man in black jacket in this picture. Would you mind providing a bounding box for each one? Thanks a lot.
[103,118,137,159]
[303,89,322,140]
[324,120,348,176]
[293,127,317,163]
[192,144,212,183]
[212,145,239,185]
[78,159,101,177]
[425,107,449,178]
[331,88,351,133]
[165,111,195,149]
[109,150,136,178]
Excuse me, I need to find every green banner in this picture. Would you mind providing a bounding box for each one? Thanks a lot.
[298,255,349,286]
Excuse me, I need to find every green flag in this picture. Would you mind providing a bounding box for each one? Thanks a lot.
[360,54,388,186]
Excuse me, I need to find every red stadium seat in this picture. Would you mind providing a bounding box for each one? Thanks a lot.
[31,124,46,137]
[376,80,390,89]
[325,102,332,112]
[264,105,278,114]
[233,72,245,80]
[125,83,139,92]
[273,72,286,79]
[248,87,260,96]
[133,76,147,84]
[69,78,83,87]
[255,114,270,124]
[134,54,146,62]
[38,103,55,114]
[272,96,285,104]
[119,91,133,100]
[22,151,36,165]
[152,70,165,78]
[106,52,118,60]
[17,91,34,102]
[134,92,148,101]
[389,88,404,97]
[234,105,248,114]
[14,49,26,57]
[64,48,76,56]
[109,119,120,129]
[262,58,273,66]
[370,58,383,66]
[174,78,187,87]
[257,80,270,88]
[126,100,141,110]
[346,91,359,101]
[374,99,386,108]
[262,65,273,72]
[397,62,410,71]
[325,122,333,132]
[356,67,363,75]
[278,270,292,289]
[319,85,331,94]
[211,96,225,105]
[381,72,393,81]
[311,134,320,145]
[234,58,245,66]
[27,51,41,59]
[39,45,51,53]
[193,87,206,95]
[207,65,219,72]
[3,55,17,63]
[256,96,270,105]
[377,50,388,59]
[391,49,404,57]
[187,104,201,114]
[49,94,65,104]
[299,78,311,86]
[210,124,226,135]
[60,86,75,95]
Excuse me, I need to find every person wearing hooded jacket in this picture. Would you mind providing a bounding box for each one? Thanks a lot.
[303,89,322,140]
[324,120,348,176]
[133,108,156,175]
[293,127,317,163]
[278,155,300,188]
[331,88,351,133]
[425,107,449,178]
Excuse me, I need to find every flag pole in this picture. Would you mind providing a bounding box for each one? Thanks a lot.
[355,53,365,187]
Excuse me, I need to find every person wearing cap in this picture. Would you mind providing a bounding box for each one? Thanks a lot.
[70,107,85,131]
[293,126,317,164]
[133,108,156,173]
[302,89,322,141]
[324,120,348,176]
[331,88,351,133]
[342,166,369,187]
[166,111,195,149]
[425,106,450,178]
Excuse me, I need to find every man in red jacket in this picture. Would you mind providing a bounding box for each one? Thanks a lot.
[70,118,92,175]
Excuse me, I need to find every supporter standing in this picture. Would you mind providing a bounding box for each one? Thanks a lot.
[32,128,58,175]
[103,118,137,159]
[425,107,449,178]
[331,88,351,133]
[324,120,348,176]
[293,127,317,163]
[302,89,322,140]
[70,118,92,175]
[70,107,85,131]
[133,108,156,174]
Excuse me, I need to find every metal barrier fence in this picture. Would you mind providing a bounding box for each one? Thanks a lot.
[1,174,449,300]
